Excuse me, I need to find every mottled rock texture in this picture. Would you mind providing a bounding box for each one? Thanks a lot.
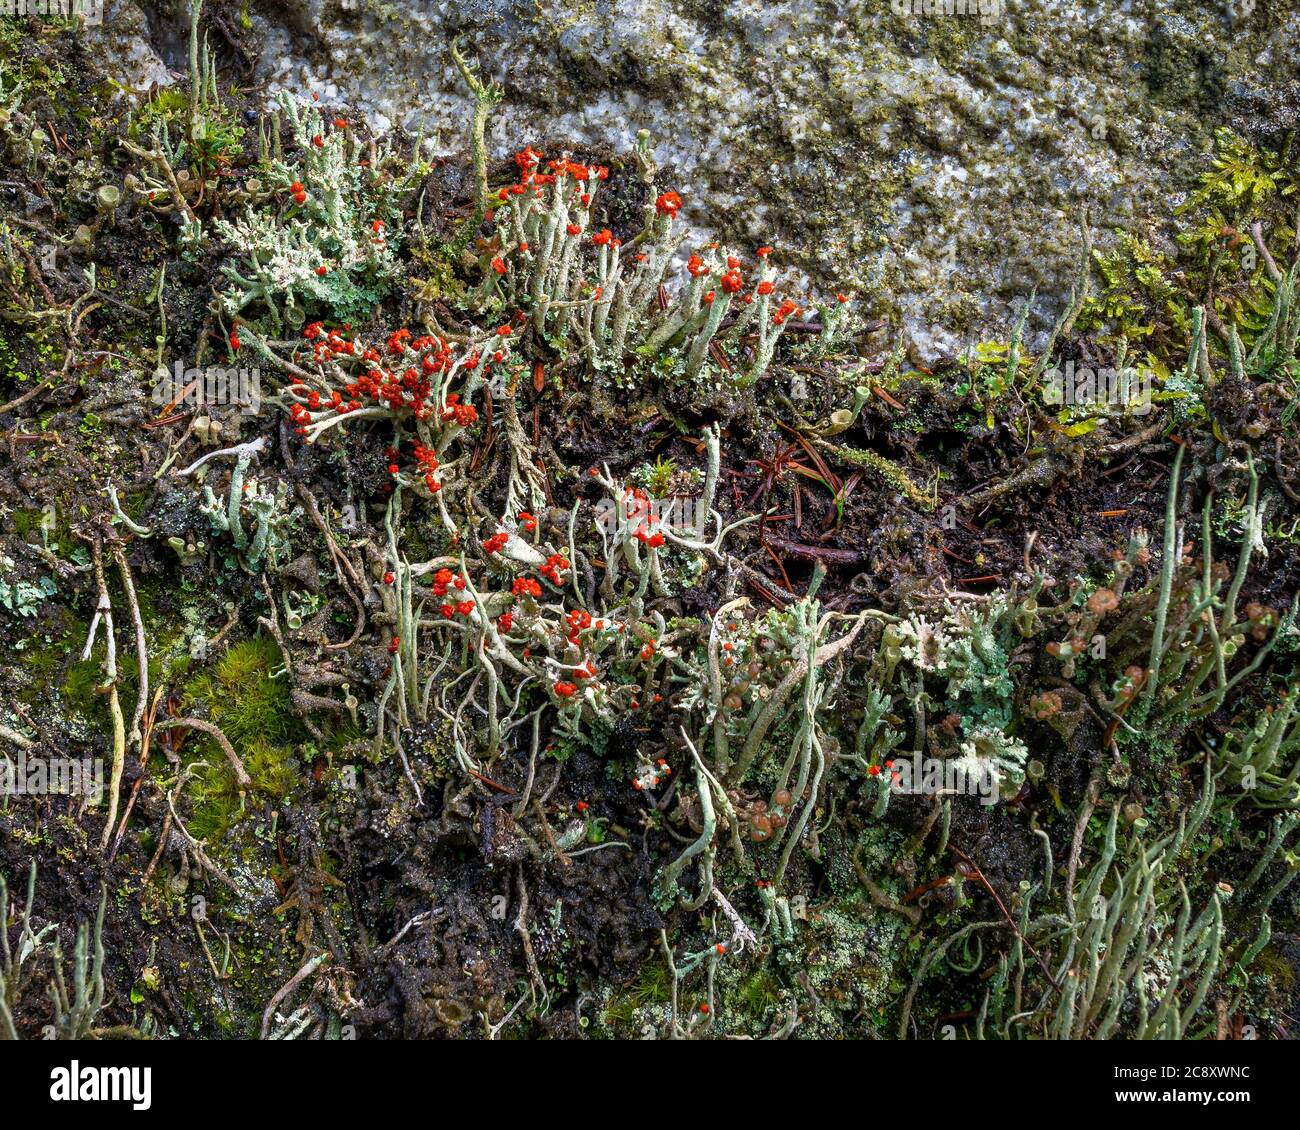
[101,0,1300,357]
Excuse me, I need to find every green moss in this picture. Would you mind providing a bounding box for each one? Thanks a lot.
[11,507,42,539]
[602,959,672,1028]
[1251,947,1296,995]
[61,656,103,717]
[180,635,307,840]
[126,89,190,142]
[735,969,782,1018]
[184,636,298,744]
[0,20,71,100]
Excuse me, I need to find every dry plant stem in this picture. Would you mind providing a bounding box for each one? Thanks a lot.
[140,808,174,889]
[0,723,34,749]
[260,951,330,1040]
[112,545,149,746]
[81,537,126,853]
[1250,222,1283,285]
[0,377,56,416]
[119,137,200,227]
[153,717,252,789]
[514,864,549,1011]
[106,484,153,538]
[1066,774,1102,920]
[174,435,267,478]
[109,687,165,862]
[163,777,240,892]
[532,799,571,866]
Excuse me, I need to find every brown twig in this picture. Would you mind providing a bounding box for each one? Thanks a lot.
[152,717,252,789]
[950,843,1060,993]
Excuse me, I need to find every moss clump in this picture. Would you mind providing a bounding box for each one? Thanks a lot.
[60,655,103,718]
[181,635,306,840]
[184,636,298,745]
[602,960,673,1030]
[819,442,935,511]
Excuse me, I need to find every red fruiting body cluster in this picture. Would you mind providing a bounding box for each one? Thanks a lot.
[540,553,569,585]
[720,268,743,294]
[431,568,468,599]
[438,597,476,618]
[622,485,651,519]
[546,156,602,181]
[284,322,501,459]
[498,612,513,633]
[441,393,479,427]
[515,146,541,174]
[412,443,441,493]
[633,523,665,549]
[553,681,577,698]
[512,576,543,599]
[655,191,682,219]
[482,532,509,555]
[565,607,593,647]
[772,298,800,326]
[687,254,708,278]
[518,511,537,533]
[492,149,606,225]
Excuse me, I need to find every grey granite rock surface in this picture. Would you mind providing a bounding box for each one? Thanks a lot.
[93,0,1300,359]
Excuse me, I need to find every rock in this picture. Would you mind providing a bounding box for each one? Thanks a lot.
[97,1,1300,362]
[83,0,176,94]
